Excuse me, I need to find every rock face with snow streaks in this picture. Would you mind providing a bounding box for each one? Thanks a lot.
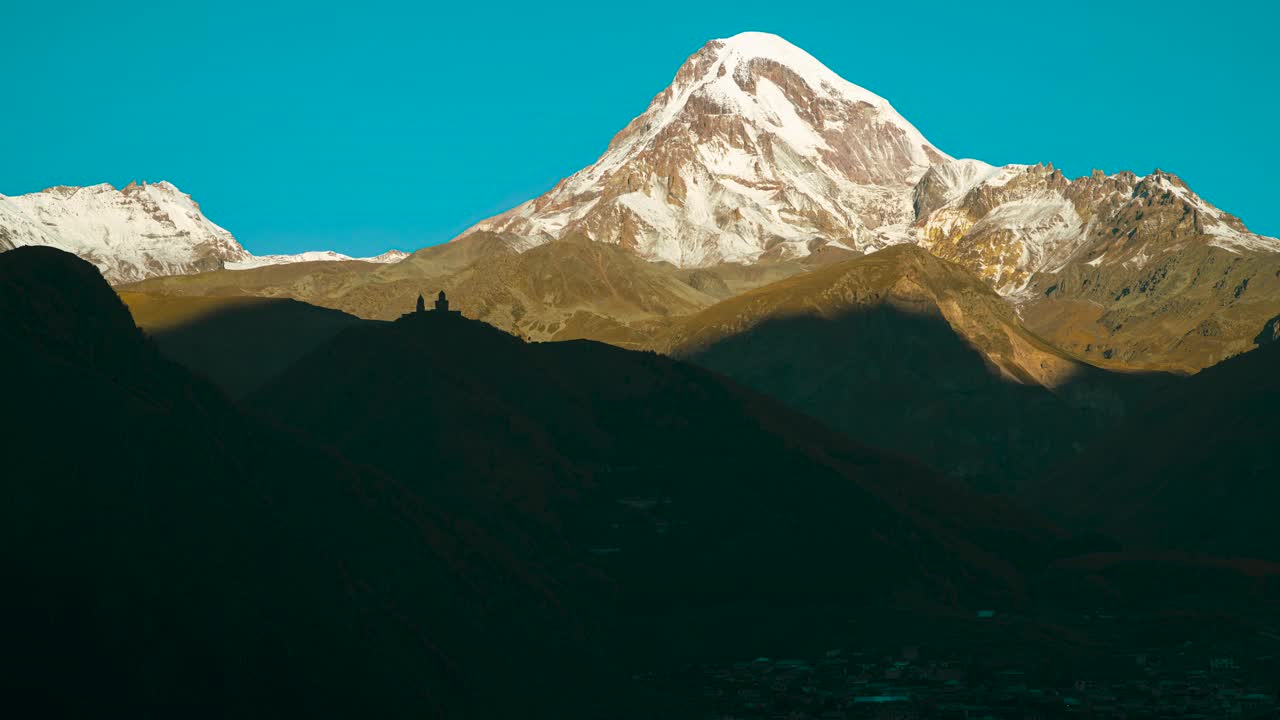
[913,161,1280,371]
[916,162,1280,297]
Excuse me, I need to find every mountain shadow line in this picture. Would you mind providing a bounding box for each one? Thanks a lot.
[674,303,1171,493]
[118,291,367,397]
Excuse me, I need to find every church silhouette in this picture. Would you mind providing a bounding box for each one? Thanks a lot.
[407,290,460,318]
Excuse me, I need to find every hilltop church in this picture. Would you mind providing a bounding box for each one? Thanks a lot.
[404,290,460,318]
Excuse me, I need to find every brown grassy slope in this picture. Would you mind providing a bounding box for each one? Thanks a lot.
[118,233,515,320]
[119,233,847,345]
[1020,236,1280,375]
[441,235,719,335]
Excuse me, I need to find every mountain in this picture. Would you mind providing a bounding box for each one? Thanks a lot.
[0,181,406,283]
[468,31,946,266]
[24,33,1280,370]
[656,244,1166,487]
[456,32,1280,370]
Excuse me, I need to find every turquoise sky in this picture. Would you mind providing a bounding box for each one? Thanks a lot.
[4,1,1276,255]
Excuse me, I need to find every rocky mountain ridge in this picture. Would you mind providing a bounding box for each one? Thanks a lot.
[915,162,1279,295]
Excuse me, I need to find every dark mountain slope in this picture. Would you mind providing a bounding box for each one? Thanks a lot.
[657,244,1167,489]
[1038,333,1280,559]
[0,247,621,718]
[246,305,1100,672]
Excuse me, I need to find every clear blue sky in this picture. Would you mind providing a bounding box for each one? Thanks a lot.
[4,0,1276,255]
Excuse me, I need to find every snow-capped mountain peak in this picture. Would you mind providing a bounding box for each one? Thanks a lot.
[0,181,409,282]
[701,32,941,162]
[467,33,951,266]
[600,32,944,175]
[0,181,249,283]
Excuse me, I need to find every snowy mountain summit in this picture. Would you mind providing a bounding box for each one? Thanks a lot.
[0,182,250,283]
[468,32,949,266]
[467,32,1279,293]
[0,182,406,283]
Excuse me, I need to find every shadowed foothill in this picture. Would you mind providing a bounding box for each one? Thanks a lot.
[5,246,1280,718]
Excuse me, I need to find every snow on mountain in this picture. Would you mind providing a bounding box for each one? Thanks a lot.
[0,181,249,283]
[365,250,411,263]
[463,32,1280,296]
[0,182,407,282]
[1145,173,1280,254]
[467,31,950,266]
[226,249,409,270]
